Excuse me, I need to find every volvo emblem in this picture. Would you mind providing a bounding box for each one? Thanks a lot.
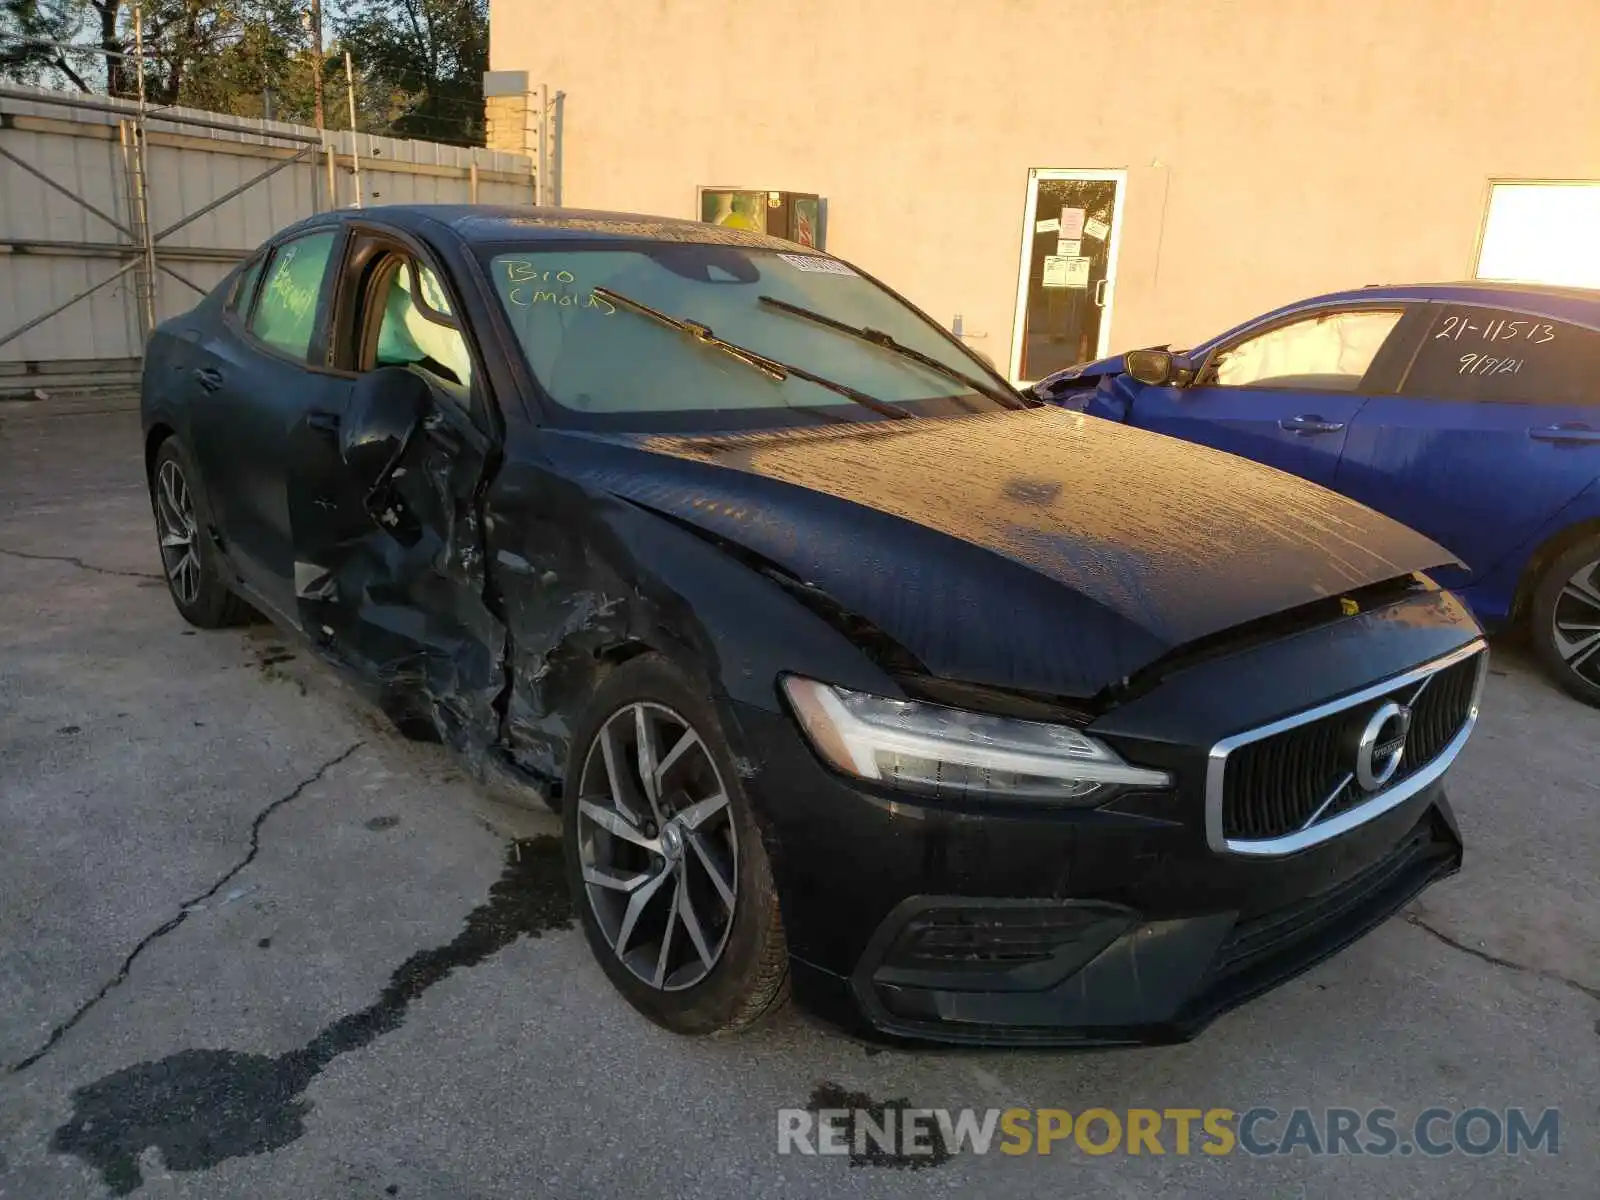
[1355,700,1412,792]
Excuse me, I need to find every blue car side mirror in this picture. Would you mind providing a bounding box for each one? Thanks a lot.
[1125,348,1176,387]
[1125,348,1201,389]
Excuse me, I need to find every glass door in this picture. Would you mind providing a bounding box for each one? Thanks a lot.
[1008,169,1127,385]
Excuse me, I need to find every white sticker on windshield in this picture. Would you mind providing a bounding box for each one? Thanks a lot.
[778,252,858,276]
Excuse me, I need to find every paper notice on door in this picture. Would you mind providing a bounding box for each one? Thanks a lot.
[1047,256,1092,289]
[1056,237,1082,257]
[1059,207,1086,239]
[1034,217,1061,234]
[1084,216,1111,240]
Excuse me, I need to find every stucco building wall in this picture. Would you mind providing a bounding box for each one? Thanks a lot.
[491,0,1599,376]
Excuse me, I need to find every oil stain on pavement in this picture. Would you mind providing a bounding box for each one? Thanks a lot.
[806,1082,953,1169]
[50,837,572,1195]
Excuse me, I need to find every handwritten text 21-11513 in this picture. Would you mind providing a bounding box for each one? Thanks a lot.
[1434,315,1556,345]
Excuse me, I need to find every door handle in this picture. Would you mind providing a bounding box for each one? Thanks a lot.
[1092,278,1108,307]
[192,366,223,393]
[1279,414,1345,435]
[307,411,341,435]
[1528,424,1600,445]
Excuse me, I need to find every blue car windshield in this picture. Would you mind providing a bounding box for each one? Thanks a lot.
[481,242,1013,426]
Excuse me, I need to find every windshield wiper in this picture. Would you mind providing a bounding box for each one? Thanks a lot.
[757,295,1030,409]
[591,285,913,420]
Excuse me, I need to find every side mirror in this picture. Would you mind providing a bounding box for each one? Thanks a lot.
[340,366,432,494]
[1124,348,1175,387]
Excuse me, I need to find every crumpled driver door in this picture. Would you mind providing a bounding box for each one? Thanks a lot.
[286,365,506,751]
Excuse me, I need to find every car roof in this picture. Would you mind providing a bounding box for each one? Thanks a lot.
[1170,279,1600,354]
[326,203,816,254]
[1271,280,1600,324]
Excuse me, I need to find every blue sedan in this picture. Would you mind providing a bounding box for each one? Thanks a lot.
[1032,282,1600,705]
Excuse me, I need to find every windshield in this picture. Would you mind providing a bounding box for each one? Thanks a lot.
[481,242,1015,428]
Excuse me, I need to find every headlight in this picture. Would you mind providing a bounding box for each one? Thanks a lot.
[782,676,1171,803]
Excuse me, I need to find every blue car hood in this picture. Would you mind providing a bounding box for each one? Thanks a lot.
[548,408,1457,697]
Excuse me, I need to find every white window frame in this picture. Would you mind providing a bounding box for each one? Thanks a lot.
[1471,178,1600,288]
[1007,168,1129,386]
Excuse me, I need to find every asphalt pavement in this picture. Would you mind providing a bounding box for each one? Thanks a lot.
[1,392,1596,1199]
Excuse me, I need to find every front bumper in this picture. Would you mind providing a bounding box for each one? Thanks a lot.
[735,694,1460,1046]
[726,591,1479,1047]
[843,801,1459,1045]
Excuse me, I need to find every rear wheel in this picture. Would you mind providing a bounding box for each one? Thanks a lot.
[149,439,250,629]
[563,654,788,1034]
[1530,534,1600,707]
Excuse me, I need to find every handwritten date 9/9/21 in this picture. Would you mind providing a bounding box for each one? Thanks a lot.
[1457,353,1524,377]
[1434,315,1556,344]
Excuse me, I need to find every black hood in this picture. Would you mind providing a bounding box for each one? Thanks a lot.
[546,408,1456,698]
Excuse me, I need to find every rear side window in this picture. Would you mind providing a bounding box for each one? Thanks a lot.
[1402,306,1600,404]
[1207,309,1403,391]
[249,231,338,361]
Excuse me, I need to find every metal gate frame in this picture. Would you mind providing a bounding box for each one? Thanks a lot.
[0,84,323,358]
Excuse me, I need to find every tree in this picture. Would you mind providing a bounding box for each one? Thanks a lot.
[336,0,485,146]
[1,0,131,95]
[2,0,490,143]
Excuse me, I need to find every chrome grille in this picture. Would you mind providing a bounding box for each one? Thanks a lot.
[1206,644,1486,856]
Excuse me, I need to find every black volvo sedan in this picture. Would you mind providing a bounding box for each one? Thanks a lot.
[140,206,1486,1046]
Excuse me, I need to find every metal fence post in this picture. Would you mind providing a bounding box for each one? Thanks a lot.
[535,83,548,207]
[118,119,156,341]
[345,52,363,208]
[131,2,157,337]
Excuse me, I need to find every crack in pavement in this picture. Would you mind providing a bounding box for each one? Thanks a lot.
[0,546,161,581]
[51,835,573,1196]
[1404,912,1600,1003]
[5,741,366,1074]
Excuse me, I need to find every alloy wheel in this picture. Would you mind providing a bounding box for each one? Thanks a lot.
[1551,557,1600,687]
[576,702,739,991]
[154,459,201,607]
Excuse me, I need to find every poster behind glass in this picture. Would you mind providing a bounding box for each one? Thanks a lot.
[698,189,822,248]
[700,190,769,234]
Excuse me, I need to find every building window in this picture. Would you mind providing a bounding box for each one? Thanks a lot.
[699,188,822,248]
[1475,182,1600,289]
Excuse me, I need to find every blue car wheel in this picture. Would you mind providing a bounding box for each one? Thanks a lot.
[1531,533,1600,707]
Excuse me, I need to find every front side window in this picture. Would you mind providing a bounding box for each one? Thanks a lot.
[1401,306,1600,405]
[1208,309,1403,391]
[249,230,337,361]
[481,242,1012,426]
[373,260,473,390]
[227,253,265,316]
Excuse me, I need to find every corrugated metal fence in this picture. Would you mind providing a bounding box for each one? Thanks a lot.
[0,85,536,394]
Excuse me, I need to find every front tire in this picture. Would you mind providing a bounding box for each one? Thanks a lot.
[563,654,789,1035]
[1530,534,1600,707]
[148,438,250,629]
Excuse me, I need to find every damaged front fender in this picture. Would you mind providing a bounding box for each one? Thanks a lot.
[482,448,897,792]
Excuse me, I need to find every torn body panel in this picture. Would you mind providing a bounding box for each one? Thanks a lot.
[481,433,896,792]
[286,369,507,770]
